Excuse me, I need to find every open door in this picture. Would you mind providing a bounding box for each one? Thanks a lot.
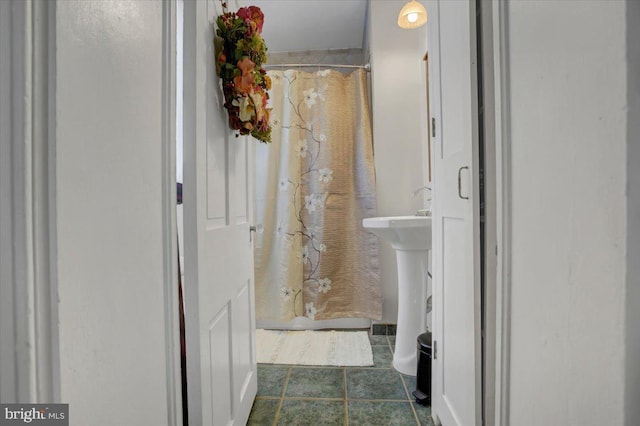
[182,0,257,424]
[429,0,482,425]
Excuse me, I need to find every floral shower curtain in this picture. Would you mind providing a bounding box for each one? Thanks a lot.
[254,68,381,322]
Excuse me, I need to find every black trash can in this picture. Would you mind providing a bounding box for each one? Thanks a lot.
[412,332,432,405]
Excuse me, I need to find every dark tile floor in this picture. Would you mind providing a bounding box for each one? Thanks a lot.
[248,333,434,425]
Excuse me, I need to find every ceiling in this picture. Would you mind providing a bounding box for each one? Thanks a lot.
[246,0,369,53]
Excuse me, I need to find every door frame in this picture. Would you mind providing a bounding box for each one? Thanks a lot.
[0,0,59,403]
[484,1,512,425]
[160,1,184,425]
[1,1,183,423]
[468,1,513,424]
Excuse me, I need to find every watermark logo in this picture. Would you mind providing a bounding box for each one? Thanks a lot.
[0,404,68,426]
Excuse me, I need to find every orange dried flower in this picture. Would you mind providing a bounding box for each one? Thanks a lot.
[233,57,256,94]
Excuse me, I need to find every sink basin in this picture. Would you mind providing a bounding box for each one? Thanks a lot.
[363,215,432,376]
[362,216,431,250]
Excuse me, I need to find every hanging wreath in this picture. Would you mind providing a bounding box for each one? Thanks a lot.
[215,5,272,143]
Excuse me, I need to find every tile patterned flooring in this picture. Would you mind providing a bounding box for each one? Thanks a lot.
[248,334,434,425]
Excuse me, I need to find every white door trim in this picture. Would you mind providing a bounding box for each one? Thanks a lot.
[490,1,512,425]
[181,0,203,421]
[0,0,60,403]
[160,1,183,425]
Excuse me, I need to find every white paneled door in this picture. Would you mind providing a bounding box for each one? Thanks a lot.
[182,1,257,425]
[429,0,482,425]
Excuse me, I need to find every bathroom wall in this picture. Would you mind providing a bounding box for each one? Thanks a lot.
[368,0,429,323]
[504,1,634,424]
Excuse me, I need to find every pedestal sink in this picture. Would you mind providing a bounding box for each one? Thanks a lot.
[363,216,432,376]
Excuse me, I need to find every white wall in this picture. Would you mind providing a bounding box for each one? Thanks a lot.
[625,1,640,425]
[55,2,172,425]
[505,2,630,424]
[368,0,429,323]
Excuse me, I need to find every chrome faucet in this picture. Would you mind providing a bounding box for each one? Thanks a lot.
[413,186,432,216]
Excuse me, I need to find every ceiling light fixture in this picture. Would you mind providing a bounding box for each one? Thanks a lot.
[397,0,428,29]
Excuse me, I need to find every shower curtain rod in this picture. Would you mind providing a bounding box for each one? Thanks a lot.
[263,63,371,72]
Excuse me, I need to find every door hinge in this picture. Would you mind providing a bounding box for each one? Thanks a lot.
[431,118,436,137]
[433,340,437,360]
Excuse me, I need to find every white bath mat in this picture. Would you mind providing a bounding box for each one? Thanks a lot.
[256,329,374,367]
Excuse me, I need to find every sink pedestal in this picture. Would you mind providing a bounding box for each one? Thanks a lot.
[393,249,429,375]
[362,216,432,377]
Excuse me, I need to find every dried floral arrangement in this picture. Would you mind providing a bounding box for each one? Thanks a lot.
[215,5,272,143]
